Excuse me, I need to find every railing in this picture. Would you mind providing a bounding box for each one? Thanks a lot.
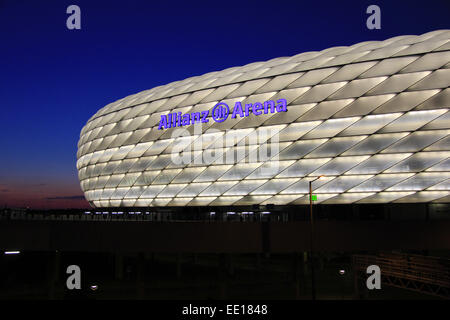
[353,252,450,298]
[0,210,274,222]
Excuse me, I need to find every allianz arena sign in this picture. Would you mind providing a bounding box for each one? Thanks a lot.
[158,99,288,130]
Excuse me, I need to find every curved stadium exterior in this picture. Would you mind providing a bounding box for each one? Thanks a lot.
[77,30,450,208]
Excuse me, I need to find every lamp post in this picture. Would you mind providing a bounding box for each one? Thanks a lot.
[309,175,325,300]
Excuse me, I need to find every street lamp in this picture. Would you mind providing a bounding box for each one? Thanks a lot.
[309,175,325,300]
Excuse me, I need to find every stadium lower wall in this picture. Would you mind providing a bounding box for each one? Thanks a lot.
[1,220,450,252]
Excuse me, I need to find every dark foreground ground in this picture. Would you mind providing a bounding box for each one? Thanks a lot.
[0,251,447,300]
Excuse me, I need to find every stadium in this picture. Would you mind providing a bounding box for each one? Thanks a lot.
[76,30,450,217]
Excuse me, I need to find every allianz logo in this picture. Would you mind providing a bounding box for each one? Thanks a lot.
[158,98,288,130]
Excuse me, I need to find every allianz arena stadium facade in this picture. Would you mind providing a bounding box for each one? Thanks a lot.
[77,30,450,208]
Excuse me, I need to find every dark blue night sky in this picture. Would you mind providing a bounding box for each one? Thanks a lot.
[0,0,449,208]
